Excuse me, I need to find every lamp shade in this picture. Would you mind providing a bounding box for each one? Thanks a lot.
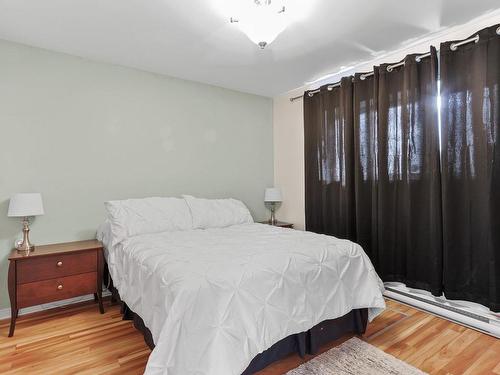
[264,188,282,203]
[8,193,44,217]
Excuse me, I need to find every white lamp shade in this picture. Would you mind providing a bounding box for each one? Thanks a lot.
[8,193,44,217]
[264,188,282,203]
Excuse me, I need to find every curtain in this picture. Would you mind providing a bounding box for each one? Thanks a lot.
[353,70,379,265]
[304,77,356,240]
[440,25,500,311]
[351,49,443,294]
[303,24,499,309]
[376,48,442,294]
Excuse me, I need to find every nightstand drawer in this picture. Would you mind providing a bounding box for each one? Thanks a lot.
[17,272,97,308]
[17,251,97,284]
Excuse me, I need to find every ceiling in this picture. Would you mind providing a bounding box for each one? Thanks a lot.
[0,0,498,97]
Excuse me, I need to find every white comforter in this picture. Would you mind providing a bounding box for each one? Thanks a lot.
[103,223,385,375]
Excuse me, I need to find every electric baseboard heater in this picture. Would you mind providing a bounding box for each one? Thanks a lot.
[383,283,500,339]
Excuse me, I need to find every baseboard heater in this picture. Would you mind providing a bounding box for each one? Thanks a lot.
[384,285,500,339]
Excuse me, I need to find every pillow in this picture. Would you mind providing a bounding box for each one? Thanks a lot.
[104,197,193,245]
[96,220,112,249]
[183,195,253,229]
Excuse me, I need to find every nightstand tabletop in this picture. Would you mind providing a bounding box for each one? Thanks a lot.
[9,239,103,260]
[258,220,294,228]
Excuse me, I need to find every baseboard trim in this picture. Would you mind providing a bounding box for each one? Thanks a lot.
[0,290,111,321]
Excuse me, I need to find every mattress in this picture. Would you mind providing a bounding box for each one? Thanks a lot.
[99,223,385,375]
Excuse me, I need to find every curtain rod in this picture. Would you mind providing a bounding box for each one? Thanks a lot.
[290,29,499,103]
[289,79,344,102]
[289,51,431,102]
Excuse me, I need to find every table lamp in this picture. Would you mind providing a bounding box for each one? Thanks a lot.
[8,193,44,252]
[264,188,282,225]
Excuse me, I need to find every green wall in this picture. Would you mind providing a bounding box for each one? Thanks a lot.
[0,39,273,310]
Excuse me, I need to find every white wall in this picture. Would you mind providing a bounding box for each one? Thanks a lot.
[0,39,273,309]
[273,87,305,229]
[272,11,500,230]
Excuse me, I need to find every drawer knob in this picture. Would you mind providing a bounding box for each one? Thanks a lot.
[57,284,63,290]
[57,261,63,267]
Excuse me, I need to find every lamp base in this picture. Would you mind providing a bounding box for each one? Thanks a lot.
[15,242,35,253]
[15,218,35,253]
[269,208,277,225]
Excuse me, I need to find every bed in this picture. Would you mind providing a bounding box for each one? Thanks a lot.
[97,196,385,375]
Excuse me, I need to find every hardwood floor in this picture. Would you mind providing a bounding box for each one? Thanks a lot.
[0,298,499,374]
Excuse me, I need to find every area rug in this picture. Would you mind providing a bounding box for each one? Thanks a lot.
[286,337,427,375]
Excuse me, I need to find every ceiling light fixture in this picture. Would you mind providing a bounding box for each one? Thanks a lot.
[230,0,287,49]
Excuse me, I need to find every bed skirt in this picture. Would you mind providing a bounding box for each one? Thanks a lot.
[106,268,368,374]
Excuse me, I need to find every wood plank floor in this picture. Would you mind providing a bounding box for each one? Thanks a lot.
[0,298,499,374]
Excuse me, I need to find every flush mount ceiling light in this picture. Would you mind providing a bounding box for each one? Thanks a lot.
[230,0,287,49]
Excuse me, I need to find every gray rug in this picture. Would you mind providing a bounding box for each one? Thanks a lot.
[286,337,427,375]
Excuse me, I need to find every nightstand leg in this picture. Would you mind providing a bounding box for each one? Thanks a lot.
[93,293,98,302]
[8,308,18,337]
[8,261,17,337]
[97,292,104,314]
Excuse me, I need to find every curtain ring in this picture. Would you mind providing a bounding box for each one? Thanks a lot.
[360,74,366,81]
[450,34,479,51]
[415,52,431,63]
[497,26,500,35]
[308,92,314,97]
[386,61,404,72]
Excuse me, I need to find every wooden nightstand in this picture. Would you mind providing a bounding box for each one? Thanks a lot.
[259,220,294,229]
[7,239,104,337]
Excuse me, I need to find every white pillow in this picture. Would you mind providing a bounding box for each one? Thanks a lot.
[104,197,193,245]
[96,220,112,249]
[183,195,253,229]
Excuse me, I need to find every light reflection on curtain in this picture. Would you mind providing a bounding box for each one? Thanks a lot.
[304,77,356,239]
[440,25,500,311]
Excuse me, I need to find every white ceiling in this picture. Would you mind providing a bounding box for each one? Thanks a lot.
[0,0,498,97]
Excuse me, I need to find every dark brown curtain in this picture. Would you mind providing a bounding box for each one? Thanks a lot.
[440,25,500,311]
[352,49,443,294]
[376,48,442,294]
[353,70,379,265]
[304,77,356,239]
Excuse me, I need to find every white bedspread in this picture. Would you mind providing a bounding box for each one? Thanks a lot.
[104,223,385,375]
